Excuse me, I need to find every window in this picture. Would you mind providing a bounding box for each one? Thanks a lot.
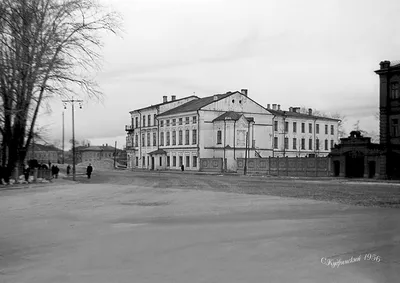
[274,137,278,149]
[173,156,176,167]
[160,120,164,127]
[159,157,162,166]
[185,117,189,124]
[172,119,176,126]
[153,132,157,146]
[309,123,312,134]
[186,156,190,167]
[185,129,189,145]
[193,116,197,124]
[284,137,288,149]
[316,139,319,150]
[135,157,138,166]
[331,125,334,135]
[284,121,289,132]
[325,139,328,150]
[316,124,319,134]
[142,156,145,166]
[143,115,146,127]
[135,135,138,147]
[166,119,170,126]
[167,156,170,167]
[274,121,278,131]
[192,129,197,145]
[148,115,151,127]
[309,139,312,150]
[172,131,176,145]
[179,156,183,167]
[166,132,170,146]
[135,117,138,128]
[293,122,297,133]
[301,123,305,133]
[325,124,328,135]
[331,140,334,149]
[147,133,150,146]
[179,130,183,145]
[142,134,145,146]
[179,118,183,125]
[154,114,157,126]
[301,138,305,150]
[293,138,297,149]
[217,130,222,144]
[391,82,400,99]
[193,156,197,167]
[392,119,399,136]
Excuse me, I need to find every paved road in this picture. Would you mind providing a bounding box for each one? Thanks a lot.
[0,170,399,282]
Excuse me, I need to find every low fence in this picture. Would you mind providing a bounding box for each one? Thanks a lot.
[199,158,223,172]
[10,166,52,180]
[237,157,332,177]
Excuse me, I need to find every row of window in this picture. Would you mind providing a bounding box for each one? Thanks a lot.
[273,137,334,151]
[274,121,335,135]
[132,115,198,129]
[134,130,198,147]
[136,155,198,168]
[160,116,197,127]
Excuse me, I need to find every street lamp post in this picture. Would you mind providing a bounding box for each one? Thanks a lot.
[62,98,83,181]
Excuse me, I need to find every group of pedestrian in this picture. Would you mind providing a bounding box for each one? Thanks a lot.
[51,165,60,179]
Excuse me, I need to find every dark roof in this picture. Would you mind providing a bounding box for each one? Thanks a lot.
[77,145,120,152]
[213,111,243,122]
[267,109,340,121]
[130,95,198,113]
[148,149,167,155]
[30,144,61,152]
[158,92,234,117]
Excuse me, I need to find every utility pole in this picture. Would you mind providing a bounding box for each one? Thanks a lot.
[113,141,117,169]
[244,132,248,175]
[62,112,65,164]
[62,98,83,181]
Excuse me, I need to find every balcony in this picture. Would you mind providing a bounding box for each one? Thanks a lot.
[125,125,134,131]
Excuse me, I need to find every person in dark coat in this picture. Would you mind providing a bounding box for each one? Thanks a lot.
[51,165,56,179]
[23,165,30,182]
[66,165,71,176]
[55,166,59,179]
[86,163,93,179]
[181,164,184,171]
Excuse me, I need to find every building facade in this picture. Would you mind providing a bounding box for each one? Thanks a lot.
[25,144,61,164]
[375,60,400,179]
[125,89,339,172]
[267,105,340,157]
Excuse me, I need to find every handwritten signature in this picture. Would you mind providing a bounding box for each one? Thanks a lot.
[321,253,381,268]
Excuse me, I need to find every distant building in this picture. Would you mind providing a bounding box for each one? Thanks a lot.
[375,60,400,178]
[25,143,62,164]
[76,144,123,163]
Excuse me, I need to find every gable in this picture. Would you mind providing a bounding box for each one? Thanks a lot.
[202,92,271,115]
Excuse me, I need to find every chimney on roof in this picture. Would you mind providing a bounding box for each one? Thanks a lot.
[292,107,300,113]
[272,104,277,110]
[277,104,281,111]
[241,89,248,96]
[308,108,312,115]
[106,143,108,147]
[267,104,270,109]
[380,60,390,70]
[163,96,168,103]
[171,95,176,101]
[289,107,293,112]
[213,95,219,101]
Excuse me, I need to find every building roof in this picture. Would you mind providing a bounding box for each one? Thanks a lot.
[77,145,119,152]
[148,149,167,155]
[157,92,235,117]
[267,109,340,121]
[390,60,400,67]
[30,143,61,152]
[129,95,199,113]
[213,111,243,122]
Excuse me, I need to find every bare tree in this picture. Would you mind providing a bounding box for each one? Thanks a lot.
[0,0,120,178]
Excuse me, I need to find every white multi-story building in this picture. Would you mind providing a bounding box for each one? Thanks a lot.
[267,105,340,157]
[125,90,340,171]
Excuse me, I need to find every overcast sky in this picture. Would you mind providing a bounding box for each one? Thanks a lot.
[38,0,400,148]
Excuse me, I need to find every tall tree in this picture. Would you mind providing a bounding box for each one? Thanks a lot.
[0,0,120,178]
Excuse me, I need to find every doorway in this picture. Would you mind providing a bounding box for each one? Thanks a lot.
[345,151,364,178]
[333,161,340,177]
[151,157,155,170]
[368,161,376,178]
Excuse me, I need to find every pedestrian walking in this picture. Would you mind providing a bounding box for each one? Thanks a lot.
[23,164,30,182]
[66,165,71,176]
[86,163,93,179]
[55,165,59,179]
[181,164,184,171]
[51,165,56,179]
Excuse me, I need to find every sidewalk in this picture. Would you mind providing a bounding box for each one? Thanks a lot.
[0,177,74,192]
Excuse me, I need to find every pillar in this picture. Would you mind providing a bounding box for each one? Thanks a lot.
[363,156,369,178]
[339,156,345,177]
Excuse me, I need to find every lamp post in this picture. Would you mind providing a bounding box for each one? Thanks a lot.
[62,98,83,181]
